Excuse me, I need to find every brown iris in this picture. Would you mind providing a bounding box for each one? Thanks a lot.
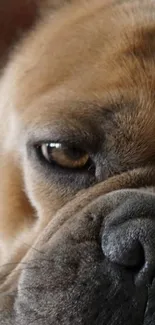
[40,143,89,169]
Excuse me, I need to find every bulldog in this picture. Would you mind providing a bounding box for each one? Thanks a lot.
[1,0,155,324]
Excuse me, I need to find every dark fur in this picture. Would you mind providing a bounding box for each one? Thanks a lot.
[1,1,155,324]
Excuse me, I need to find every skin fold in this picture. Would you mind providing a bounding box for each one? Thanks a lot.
[1,0,155,324]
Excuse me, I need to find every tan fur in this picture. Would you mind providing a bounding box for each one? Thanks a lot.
[1,0,155,292]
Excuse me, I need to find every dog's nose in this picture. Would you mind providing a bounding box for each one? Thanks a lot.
[101,197,155,285]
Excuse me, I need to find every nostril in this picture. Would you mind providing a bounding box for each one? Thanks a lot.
[101,217,155,285]
[102,224,145,270]
[124,242,145,273]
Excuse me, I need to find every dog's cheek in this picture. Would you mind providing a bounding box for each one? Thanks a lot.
[22,159,75,228]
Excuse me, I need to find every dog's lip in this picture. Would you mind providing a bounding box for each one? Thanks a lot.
[16,239,148,325]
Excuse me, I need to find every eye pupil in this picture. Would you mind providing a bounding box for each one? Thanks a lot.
[39,143,89,169]
[64,147,86,160]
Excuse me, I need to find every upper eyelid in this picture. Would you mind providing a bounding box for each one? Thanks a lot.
[25,126,89,144]
[35,142,62,149]
[32,140,88,151]
[26,130,101,153]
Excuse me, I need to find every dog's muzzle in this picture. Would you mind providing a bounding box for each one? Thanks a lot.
[1,189,155,325]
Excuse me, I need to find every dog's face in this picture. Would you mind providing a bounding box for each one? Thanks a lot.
[1,0,155,324]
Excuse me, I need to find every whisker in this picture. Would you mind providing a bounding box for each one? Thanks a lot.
[28,314,47,325]
[21,242,45,256]
[0,255,52,273]
[0,265,41,285]
[0,261,33,270]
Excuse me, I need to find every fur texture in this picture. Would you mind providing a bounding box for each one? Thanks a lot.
[1,0,155,324]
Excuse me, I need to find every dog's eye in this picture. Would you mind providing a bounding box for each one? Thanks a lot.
[38,143,89,169]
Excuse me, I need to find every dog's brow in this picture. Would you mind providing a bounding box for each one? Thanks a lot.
[24,98,134,146]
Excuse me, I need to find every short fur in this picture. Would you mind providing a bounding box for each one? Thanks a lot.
[1,0,155,324]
